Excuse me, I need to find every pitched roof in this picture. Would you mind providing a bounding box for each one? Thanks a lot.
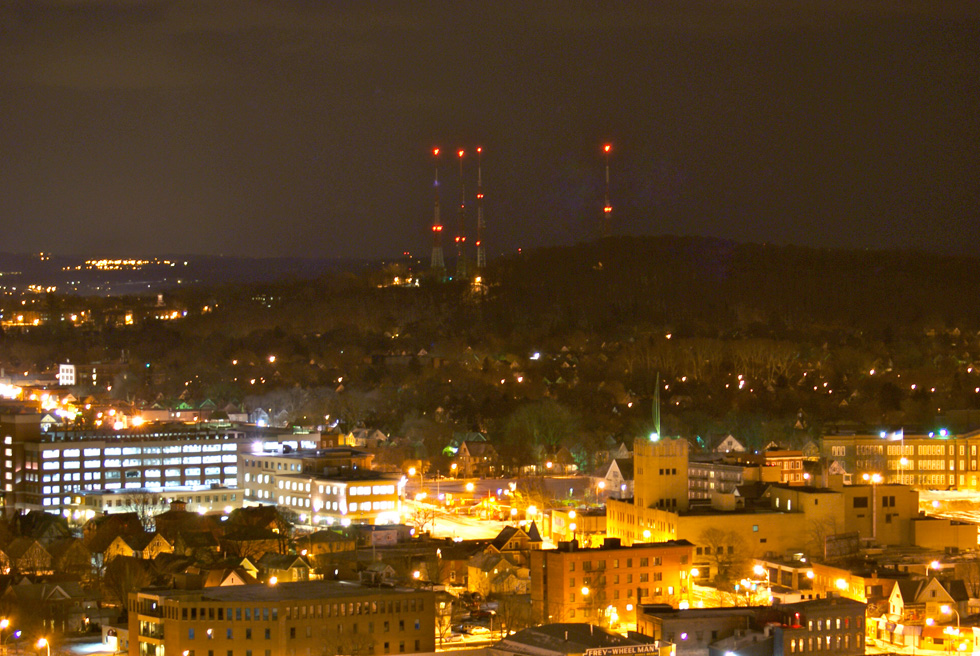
[257,553,311,571]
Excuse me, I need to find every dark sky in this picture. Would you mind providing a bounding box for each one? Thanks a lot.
[1,1,978,259]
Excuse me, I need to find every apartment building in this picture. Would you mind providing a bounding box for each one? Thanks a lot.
[530,538,695,628]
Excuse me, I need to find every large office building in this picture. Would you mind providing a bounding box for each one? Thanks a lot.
[240,447,404,526]
[130,580,436,656]
[530,537,695,628]
[821,429,980,489]
[0,406,319,517]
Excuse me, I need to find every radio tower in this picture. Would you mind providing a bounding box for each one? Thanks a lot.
[430,148,445,272]
[455,149,467,279]
[475,147,486,271]
[602,143,613,237]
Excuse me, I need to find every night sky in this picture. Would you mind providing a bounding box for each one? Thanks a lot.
[1,1,978,259]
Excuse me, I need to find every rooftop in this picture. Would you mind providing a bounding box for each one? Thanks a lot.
[140,580,426,603]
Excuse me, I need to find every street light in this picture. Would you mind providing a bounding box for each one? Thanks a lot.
[408,466,423,490]
[753,564,772,603]
[36,638,50,656]
[941,604,961,631]
[862,473,882,542]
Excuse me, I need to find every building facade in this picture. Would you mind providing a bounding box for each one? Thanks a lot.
[530,538,695,628]
[130,580,436,656]
[821,430,980,489]
[241,451,404,527]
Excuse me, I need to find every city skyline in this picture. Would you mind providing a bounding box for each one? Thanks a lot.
[0,1,977,259]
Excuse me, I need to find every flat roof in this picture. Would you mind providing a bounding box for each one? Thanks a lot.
[142,580,427,603]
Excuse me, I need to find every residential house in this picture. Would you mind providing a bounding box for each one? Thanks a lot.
[487,523,542,567]
[105,533,173,561]
[3,538,53,575]
[360,561,397,586]
[2,580,101,634]
[257,553,312,583]
[467,553,530,597]
[219,526,283,560]
[295,529,356,556]
[593,458,634,499]
[454,440,499,478]
[46,538,93,579]
[172,531,222,562]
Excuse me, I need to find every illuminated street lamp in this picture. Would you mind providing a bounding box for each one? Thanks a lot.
[862,473,882,542]
[36,638,50,656]
[408,466,423,490]
[753,564,771,603]
[465,482,475,493]
[941,604,961,631]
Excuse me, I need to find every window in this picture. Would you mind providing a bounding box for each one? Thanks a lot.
[853,497,868,509]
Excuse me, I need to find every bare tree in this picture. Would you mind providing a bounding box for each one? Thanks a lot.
[962,551,980,598]
[124,491,164,531]
[698,527,750,591]
[410,504,436,535]
[495,594,532,636]
[103,556,153,611]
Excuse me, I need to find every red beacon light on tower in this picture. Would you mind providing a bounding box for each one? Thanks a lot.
[433,148,440,156]
[603,144,611,153]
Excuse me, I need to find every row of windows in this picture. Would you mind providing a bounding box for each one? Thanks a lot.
[789,633,861,652]
[42,443,237,459]
[182,638,420,656]
[174,598,424,621]
[569,571,663,586]
[568,556,674,571]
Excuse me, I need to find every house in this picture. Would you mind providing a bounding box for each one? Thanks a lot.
[593,458,634,499]
[219,526,283,559]
[172,531,222,561]
[257,553,312,583]
[709,434,746,453]
[3,538,53,575]
[360,561,397,586]
[82,512,145,553]
[886,577,968,627]
[13,510,71,544]
[46,538,93,579]
[104,533,174,561]
[437,541,489,588]
[153,500,223,542]
[454,441,499,478]
[487,523,543,567]
[2,580,100,634]
[174,565,258,589]
[295,529,356,556]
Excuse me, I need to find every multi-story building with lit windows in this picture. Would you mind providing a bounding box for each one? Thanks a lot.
[76,484,245,517]
[821,429,980,489]
[242,454,404,527]
[530,538,695,629]
[129,580,436,656]
[0,406,315,517]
